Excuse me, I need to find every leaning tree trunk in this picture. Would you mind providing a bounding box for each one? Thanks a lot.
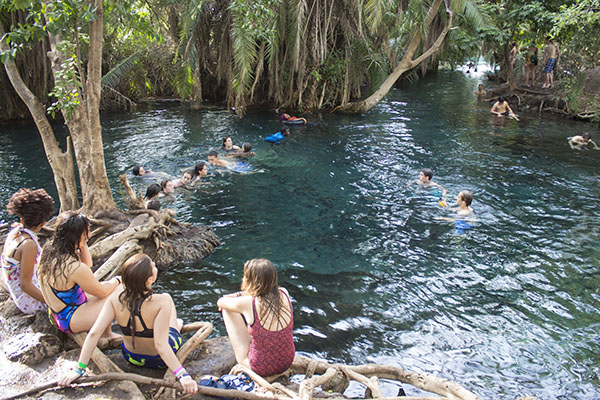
[46,0,117,215]
[335,0,453,114]
[0,24,80,212]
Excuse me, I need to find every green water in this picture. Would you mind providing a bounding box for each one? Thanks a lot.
[1,70,599,399]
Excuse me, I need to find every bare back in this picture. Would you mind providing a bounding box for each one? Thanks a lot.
[253,288,292,331]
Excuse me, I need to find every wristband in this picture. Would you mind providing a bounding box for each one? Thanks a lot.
[74,366,86,376]
[173,366,184,377]
[78,361,88,369]
[175,369,187,379]
[177,373,191,382]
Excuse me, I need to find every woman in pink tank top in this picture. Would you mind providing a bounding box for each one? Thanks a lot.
[218,258,295,377]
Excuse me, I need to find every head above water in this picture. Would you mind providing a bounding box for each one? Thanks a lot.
[280,113,290,121]
[147,199,161,211]
[194,162,207,177]
[478,84,484,90]
[7,188,54,229]
[132,165,145,176]
[161,179,174,194]
[582,132,591,141]
[498,96,506,103]
[145,183,161,200]
[459,190,473,206]
[421,168,433,181]
[282,127,291,136]
[241,258,279,298]
[242,142,253,152]
[222,136,234,149]
[182,169,194,184]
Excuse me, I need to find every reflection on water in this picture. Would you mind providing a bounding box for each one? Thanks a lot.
[1,71,600,399]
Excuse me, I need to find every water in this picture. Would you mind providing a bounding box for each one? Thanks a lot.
[1,70,600,399]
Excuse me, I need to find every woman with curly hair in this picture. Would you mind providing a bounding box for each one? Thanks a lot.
[38,212,121,336]
[2,188,54,314]
[217,258,295,377]
[57,254,197,394]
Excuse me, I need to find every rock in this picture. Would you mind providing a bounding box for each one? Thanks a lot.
[4,332,61,365]
[583,68,600,95]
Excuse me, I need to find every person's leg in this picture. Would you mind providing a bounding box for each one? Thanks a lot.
[221,309,251,367]
[70,295,120,339]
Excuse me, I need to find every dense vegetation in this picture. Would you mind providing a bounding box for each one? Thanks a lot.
[1,0,598,121]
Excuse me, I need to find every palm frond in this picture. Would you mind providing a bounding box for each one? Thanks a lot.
[101,51,142,91]
[364,0,394,35]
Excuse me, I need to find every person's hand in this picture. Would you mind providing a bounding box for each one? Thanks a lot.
[180,375,198,394]
[57,369,83,387]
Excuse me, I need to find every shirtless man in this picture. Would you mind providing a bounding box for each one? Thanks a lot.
[207,151,232,168]
[475,84,487,97]
[542,37,559,88]
[569,133,599,150]
[408,168,448,206]
[491,96,519,120]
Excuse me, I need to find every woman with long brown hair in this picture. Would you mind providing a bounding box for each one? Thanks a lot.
[57,254,197,394]
[38,212,120,335]
[217,258,295,377]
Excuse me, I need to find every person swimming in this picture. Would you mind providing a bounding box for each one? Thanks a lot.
[172,170,194,188]
[228,142,256,157]
[222,136,241,153]
[265,127,290,143]
[569,132,599,150]
[408,168,448,206]
[132,165,152,176]
[208,151,232,168]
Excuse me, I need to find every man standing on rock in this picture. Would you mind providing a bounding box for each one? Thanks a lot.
[543,36,559,88]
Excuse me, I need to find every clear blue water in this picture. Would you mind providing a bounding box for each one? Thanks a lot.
[1,70,600,399]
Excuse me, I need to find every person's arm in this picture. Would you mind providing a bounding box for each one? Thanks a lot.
[18,240,45,303]
[301,118,308,124]
[71,262,120,298]
[57,295,117,386]
[506,104,519,121]
[589,139,599,149]
[153,294,197,394]
[217,292,254,323]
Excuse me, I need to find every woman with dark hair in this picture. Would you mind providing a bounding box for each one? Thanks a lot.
[57,254,197,394]
[222,136,241,152]
[2,188,54,314]
[38,212,121,335]
[217,258,295,377]
[144,183,162,207]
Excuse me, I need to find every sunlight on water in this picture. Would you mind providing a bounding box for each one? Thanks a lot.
[1,70,599,399]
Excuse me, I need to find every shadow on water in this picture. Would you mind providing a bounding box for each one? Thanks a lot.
[1,70,600,399]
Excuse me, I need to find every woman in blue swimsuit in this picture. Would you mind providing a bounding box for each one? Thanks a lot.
[57,254,198,394]
[38,212,121,336]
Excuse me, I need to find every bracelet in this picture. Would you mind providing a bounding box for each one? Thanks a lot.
[177,373,191,382]
[74,366,86,376]
[175,369,187,379]
[236,291,243,297]
[78,361,88,369]
[115,277,122,284]
[173,366,185,377]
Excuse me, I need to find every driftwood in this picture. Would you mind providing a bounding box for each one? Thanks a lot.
[94,239,142,280]
[119,174,145,210]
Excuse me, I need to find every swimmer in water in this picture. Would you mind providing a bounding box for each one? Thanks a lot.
[132,165,152,176]
[435,190,475,221]
[229,142,256,158]
[144,183,161,208]
[408,168,448,206]
[160,179,175,196]
[172,170,193,188]
[475,84,487,97]
[265,127,290,143]
[191,162,209,185]
[491,96,519,120]
[569,132,599,150]
[222,136,241,153]
[280,113,307,124]
[207,151,232,168]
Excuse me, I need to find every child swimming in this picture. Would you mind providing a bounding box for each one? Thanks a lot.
[172,170,194,188]
[207,151,232,168]
[265,127,290,143]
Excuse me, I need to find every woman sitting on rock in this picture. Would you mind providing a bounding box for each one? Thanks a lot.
[1,188,54,314]
[57,254,197,394]
[38,212,121,335]
[218,258,295,377]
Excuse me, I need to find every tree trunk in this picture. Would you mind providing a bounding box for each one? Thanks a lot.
[335,0,453,114]
[0,25,80,212]
[45,0,117,215]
